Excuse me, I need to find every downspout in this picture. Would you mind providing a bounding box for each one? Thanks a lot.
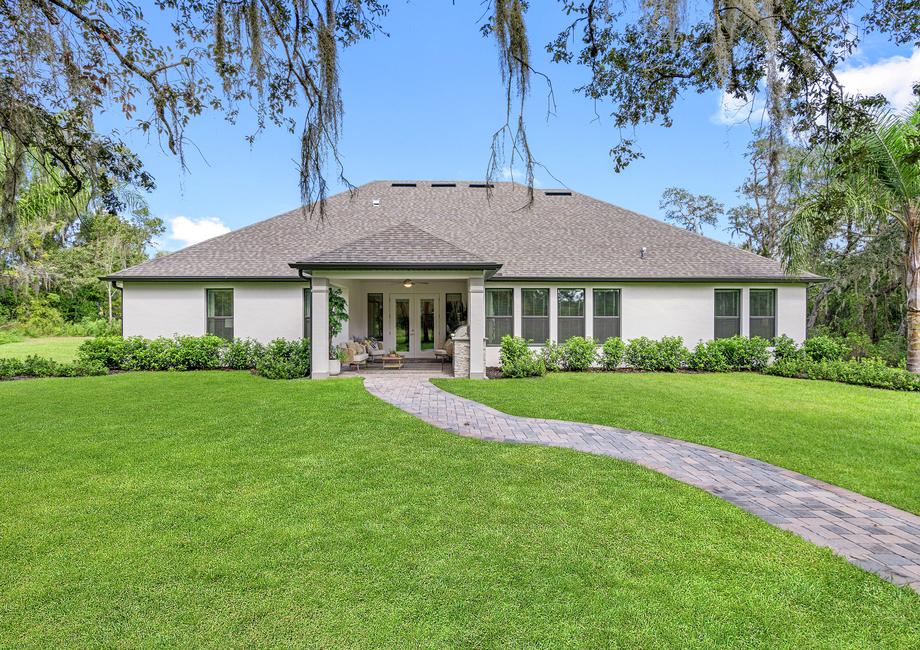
[110,281,124,336]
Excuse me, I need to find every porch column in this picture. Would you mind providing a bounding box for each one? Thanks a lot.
[311,277,330,379]
[468,276,486,379]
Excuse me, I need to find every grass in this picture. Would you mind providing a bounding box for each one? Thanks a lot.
[0,336,90,362]
[0,372,918,647]
[434,372,920,515]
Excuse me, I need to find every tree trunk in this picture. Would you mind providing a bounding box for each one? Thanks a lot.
[907,206,920,374]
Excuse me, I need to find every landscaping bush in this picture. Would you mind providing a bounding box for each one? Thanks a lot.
[600,337,625,370]
[625,336,688,371]
[541,340,564,372]
[0,355,108,379]
[499,336,546,378]
[764,356,920,391]
[687,340,730,372]
[224,338,266,370]
[561,336,597,371]
[256,338,311,379]
[168,335,225,370]
[78,336,145,368]
[772,335,801,362]
[802,335,848,362]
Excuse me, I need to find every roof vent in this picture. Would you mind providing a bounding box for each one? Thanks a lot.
[391,182,417,187]
[372,198,381,207]
[544,190,572,196]
[640,246,647,259]
[431,182,456,188]
[468,183,494,188]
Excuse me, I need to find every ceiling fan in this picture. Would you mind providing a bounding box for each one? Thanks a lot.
[402,279,432,288]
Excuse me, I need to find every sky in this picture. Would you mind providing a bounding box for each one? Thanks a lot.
[99,2,920,253]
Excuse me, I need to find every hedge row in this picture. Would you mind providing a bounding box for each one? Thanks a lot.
[1,336,312,381]
[497,334,919,391]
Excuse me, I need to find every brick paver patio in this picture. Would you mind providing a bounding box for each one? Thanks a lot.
[364,375,920,593]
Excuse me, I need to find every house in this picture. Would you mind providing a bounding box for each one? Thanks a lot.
[106,181,821,378]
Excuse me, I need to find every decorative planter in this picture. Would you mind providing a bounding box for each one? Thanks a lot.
[329,359,341,376]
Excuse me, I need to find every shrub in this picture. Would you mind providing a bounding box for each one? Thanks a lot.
[656,336,689,371]
[0,358,25,378]
[624,336,688,371]
[772,335,801,362]
[78,336,143,368]
[499,335,546,378]
[0,330,24,346]
[624,337,657,370]
[169,335,225,370]
[541,340,564,372]
[720,336,770,371]
[763,357,920,391]
[802,335,848,362]
[561,336,597,371]
[843,332,874,360]
[15,296,65,336]
[600,337,625,370]
[224,338,266,370]
[256,338,311,379]
[687,340,730,372]
[0,355,108,380]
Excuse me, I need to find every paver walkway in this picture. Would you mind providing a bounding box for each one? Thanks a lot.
[364,375,920,593]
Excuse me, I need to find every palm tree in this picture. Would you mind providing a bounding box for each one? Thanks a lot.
[783,103,920,372]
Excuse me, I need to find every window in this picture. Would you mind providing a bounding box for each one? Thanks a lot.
[749,289,776,340]
[593,289,621,341]
[206,289,233,340]
[485,288,513,346]
[521,288,549,343]
[557,289,585,342]
[446,292,466,337]
[303,288,312,338]
[714,289,741,339]
[367,293,383,340]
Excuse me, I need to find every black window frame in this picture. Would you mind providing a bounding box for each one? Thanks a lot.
[206,288,234,341]
[367,292,383,340]
[593,288,621,341]
[557,288,586,342]
[485,288,513,346]
[714,289,741,339]
[445,292,466,337]
[521,288,550,344]
[749,288,777,340]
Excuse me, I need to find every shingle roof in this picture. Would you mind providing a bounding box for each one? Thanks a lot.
[296,222,501,269]
[109,180,822,282]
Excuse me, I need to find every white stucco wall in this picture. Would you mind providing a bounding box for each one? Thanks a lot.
[122,281,307,342]
[483,282,808,367]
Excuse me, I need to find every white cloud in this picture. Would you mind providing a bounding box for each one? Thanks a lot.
[499,166,542,186]
[711,92,767,126]
[167,216,230,248]
[838,48,920,112]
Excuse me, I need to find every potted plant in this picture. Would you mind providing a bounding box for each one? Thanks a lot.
[329,345,346,376]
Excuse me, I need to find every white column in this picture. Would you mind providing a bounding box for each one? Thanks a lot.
[584,287,594,340]
[549,287,558,343]
[512,286,522,337]
[741,287,750,338]
[311,277,330,379]
[468,276,486,380]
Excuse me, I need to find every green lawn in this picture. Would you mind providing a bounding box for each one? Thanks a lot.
[0,336,89,362]
[0,373,918,646]
[435,372,920,515]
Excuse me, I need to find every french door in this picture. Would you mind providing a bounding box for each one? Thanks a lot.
[391,294,439,358]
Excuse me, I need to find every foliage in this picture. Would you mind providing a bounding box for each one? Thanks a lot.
[625,336,688,372]
[0,330,23,345]
[802,335,849,362]
[224,338,266,371]
[772,335,802,362]
[0,354,106,379]
[499,335,546,378]
[764,357,920,392]
[600,337,625,370]
[14,295,64,336]
[541,339,564,372]
[659,187,724,234]
[687,337,771,372]
[560,336,597,371]
[327,287,349,359]
[256,339,312,380]
[687,340,730,373]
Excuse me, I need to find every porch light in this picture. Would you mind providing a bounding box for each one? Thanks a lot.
[403,279,414,288]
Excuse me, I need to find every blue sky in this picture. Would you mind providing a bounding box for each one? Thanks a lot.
[101,2,919,252]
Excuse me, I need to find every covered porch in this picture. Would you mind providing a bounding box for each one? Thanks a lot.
[304,271,490,380]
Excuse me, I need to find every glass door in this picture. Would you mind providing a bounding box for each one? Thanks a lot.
[419,298,435,352]
[390,294,439,357]
[394,297,410,353]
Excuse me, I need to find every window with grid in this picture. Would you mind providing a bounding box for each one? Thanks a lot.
[303,288,312,339]
[485,288,513,346]
[714,289,741,339]
[557,289,585,342]
[593,289,621,341]
[206,289,234,340]
[367,293,383,340]
[521,288,549,343]
[749,289,776,340]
